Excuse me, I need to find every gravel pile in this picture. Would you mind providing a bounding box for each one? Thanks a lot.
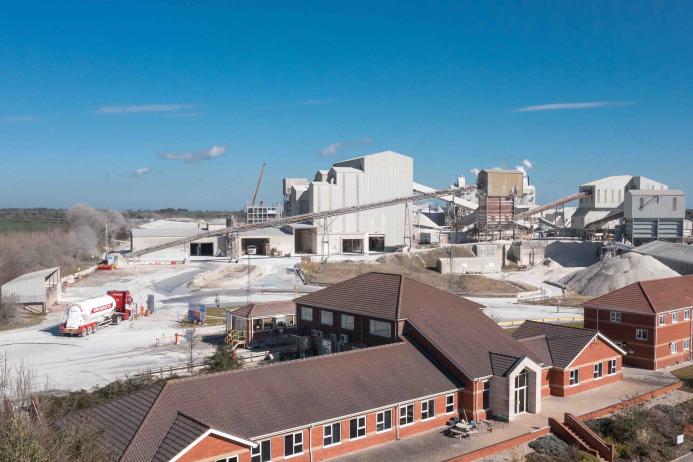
[559,252,680,296]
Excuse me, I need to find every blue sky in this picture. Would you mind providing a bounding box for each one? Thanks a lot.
[1,1,691,210]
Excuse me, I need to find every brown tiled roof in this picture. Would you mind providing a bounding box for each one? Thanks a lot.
[75,383,165,460]
[152,413,209,462]
[230,300,296,319]
[96,340,459,462]
[397,276,542,379]
[583,275,693,314]
[295,272,403,320]
[512,321,600,369]
[516,336,553,367]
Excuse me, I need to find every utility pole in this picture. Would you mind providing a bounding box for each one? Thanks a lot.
[105,215,110,252]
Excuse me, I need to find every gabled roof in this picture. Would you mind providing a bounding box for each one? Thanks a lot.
[583,275,693,314]
[89,340,459,462]
[1,266,60,286]
[296,272,403,320]
[512,321,624,369]
[230,300,296,319]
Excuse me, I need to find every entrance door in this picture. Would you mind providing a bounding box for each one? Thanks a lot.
[514,370,528,414]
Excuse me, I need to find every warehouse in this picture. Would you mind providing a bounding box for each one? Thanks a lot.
[624,189,686,244]
[130,219,228,260]
[282,151,413,254]
[0,266,61,314]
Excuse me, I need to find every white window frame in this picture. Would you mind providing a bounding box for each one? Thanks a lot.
[671,342,678,354]
[608,359,617,375]
[284,431,303,458]
[421,398,435,421]
[300,306,313,322]
[376,409,392,433]
[636,328,648,341]
[368,319,392,338]
[659,314,666,326]
[609,311,621,323]
[685,309,690,321]
[251,439,271,462]
[340,313,354,330]
[216,457,239,462]
[399,403,414,427]
[593,362,603,380]
[569,369,580,386]
[320,310,333,326]
[684,339,690,351]
[349,415,366,440]
[322,422,341,447]
[445,394,455,414]
[672,311,680,323]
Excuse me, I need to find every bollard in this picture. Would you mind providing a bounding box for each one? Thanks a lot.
[175,332,181,345]
[156,338,160,347]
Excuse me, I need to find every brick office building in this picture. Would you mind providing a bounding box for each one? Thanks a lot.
[79,273,625,462]
[583,274,693,369]
[512,321,625,397]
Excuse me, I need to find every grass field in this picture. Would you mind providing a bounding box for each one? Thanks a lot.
[0,218,63,233]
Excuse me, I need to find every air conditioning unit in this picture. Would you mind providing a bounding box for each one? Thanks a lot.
[339,333,350,344]
[329,333,338,342]
[310,329,318,337]
[316,330,324,338]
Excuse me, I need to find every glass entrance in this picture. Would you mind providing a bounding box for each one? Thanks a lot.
[514,370,528,414]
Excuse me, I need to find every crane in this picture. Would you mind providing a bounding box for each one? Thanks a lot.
[251,162,266,207]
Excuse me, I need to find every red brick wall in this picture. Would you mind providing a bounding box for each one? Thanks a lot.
[541,368,551,397]
[583,307,693,370]
[548,338,623,397]
[177,434,250,462]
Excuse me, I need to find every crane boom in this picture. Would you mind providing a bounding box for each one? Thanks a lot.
[251,162,266,206]
[125,185,475,258]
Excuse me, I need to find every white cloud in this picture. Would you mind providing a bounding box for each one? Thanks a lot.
[513,101,633,112]
[130,167,151,177]
[514,166,527,174]
[469,168,481,176]
[159,145,227,163]
[2,115,36,123]
[98,104,194,114]
[522,159,533,169]
[317,137,373,157]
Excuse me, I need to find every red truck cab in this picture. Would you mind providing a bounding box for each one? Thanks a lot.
[106,290,133,320]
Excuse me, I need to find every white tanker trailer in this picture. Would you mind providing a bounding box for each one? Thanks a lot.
[58,294,127,336]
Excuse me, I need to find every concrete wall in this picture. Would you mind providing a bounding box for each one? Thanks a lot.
[507,240,601,268]
[625,191,685,219]
[436,257,500,274]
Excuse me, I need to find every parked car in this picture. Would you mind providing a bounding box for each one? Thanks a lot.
[246,245,257,255]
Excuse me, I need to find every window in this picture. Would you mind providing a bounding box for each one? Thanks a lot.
[251,440,271,462]
[672,312,680,323]
[284,432,303,457]
[659,314,666,325]
[569,369,579,386]
[320,310,333,326]
[340,313,354,330]
[482,381,491,410]
[673,197,678,211]
[608,359,617,375]
[300,306,313,321]
[368,319,392,338]
[349,416,366,440]
[323,422,341,447]
[671,342,678,354]
[445,394,455,414]
[639,197,644,209]
[421,398,435,420]
[216,457,239,462]
[609,311,621,323]
[685,309,690,321]
[684,339,690,351]
[376,409,392,432]
[618,190,622,203]
[399,404,414,426]
[636,328,648,341]
[594,362,603,379]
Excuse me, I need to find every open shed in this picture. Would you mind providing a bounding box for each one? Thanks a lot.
[1,266,62,313]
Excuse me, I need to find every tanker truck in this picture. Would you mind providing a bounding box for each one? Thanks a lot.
[58,290,133,336]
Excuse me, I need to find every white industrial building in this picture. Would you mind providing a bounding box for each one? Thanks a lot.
[572,175,669,230]
[130,219,228,260]
[0,266,61,313]
[283,151,414,254]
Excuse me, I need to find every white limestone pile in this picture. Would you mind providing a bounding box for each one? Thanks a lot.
[559,252,680,297]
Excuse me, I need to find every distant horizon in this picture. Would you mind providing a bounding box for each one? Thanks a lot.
[2,2,692,209]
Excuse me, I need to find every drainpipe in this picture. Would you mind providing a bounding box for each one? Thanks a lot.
[309,424,314,462]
